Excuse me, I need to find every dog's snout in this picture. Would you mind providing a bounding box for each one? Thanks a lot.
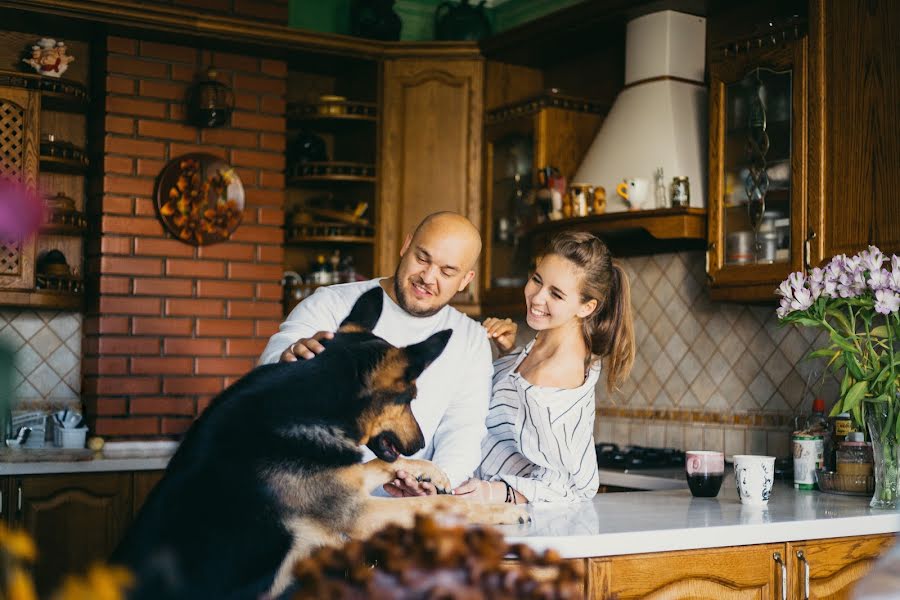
[407,426,425,454]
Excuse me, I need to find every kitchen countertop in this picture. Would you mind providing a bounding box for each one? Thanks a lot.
[597,466,688,490]
[0,455,170,475]
[498,476,900,558]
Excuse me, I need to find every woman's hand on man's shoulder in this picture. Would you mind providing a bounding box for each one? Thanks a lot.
[482,317,517,356]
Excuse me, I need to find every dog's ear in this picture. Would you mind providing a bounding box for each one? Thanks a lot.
[403,329,452,382]
[339,287,383,333]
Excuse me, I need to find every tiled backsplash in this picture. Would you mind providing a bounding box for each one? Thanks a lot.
[0,310,82,409]
[590,250,836,458]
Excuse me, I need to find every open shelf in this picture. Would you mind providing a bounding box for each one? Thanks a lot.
[41,211,87,235]
[0,70,89,113]
[526,206,708,256]
[0,289,83,310]
[40,155,89,175]
[286,235,374,245]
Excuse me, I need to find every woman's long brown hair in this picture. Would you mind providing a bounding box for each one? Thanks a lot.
[538,231,635,393]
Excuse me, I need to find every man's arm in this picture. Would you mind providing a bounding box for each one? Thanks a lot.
[258,287,344,365]
[427,330,493,488]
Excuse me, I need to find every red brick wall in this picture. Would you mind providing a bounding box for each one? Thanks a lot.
[83,36,286,438]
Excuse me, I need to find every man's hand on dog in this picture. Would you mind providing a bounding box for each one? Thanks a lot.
[280,331,334,361]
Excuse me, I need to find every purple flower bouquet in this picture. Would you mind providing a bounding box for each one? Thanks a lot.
[777,246,899,508]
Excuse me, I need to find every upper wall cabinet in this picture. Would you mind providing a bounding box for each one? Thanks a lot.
[807,0,900,264]
[0,82,39,291]
[706,20,808,302]
[707,0,900,301]
[378,52,484,311]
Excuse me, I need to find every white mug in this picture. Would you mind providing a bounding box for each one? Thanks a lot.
[616,177,651,210]
[733,455,776,507]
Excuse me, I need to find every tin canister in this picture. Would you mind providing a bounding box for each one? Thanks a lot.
[792,433,824,490]
[671,176,690,207]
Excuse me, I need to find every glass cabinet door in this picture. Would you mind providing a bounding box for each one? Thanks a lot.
[483,118,534,314]
[723,67,792,266]
[707,35,808,301]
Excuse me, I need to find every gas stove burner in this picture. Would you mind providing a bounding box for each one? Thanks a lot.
[595,443,685,470]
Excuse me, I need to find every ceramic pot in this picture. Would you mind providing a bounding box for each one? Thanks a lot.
[435,0,492,41]
[351,0,402,41]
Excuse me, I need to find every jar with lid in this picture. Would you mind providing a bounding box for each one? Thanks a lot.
[836,432,874,492]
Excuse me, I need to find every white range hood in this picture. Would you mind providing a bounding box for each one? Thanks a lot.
[574,10,707,212]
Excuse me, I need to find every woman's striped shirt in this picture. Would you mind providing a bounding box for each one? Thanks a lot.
[476,339,600,503]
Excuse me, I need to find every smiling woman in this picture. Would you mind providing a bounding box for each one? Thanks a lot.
[455,231,635,504]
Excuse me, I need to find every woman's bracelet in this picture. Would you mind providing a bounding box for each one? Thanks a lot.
[503,480,517,504]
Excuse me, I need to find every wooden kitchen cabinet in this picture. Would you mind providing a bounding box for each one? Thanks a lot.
[377,50,484,311]
[788,534,896,600]
[707,1,900,301]
[11,472,133,595]
[806,0,900,264]
[0,470,164,595]
[0,77,39,294]
[706,23,808,302]
[480,92,606,317]
[585,534,893,599]
[589,543,784,599]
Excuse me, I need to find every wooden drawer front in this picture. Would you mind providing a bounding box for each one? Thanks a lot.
[788,534,896,600]
[589,544,783,600]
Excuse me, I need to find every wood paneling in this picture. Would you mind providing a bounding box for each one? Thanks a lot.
[378,56,484,292]
[0,83,38,291]
[590,544,783,599]
[815,0,900,260]
[788,535,896,600]
[484,61,543,111]
[15,472,133,596]
[706,38,807,300]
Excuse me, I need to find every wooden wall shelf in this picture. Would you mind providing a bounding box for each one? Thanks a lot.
[0,70,89,112]
[527,207,708,256]
[286,235,374,245]
[39,155,89,175]
[0,289,82,310]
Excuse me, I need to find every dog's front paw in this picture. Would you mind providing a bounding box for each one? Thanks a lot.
[394,458,451,493]
[487,503,531,525]
[468,502,531,525]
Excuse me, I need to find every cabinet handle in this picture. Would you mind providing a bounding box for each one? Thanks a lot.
[797,550,810,599]
[16,483,22,516]
[804,231,817,271]
[705,242,716,280]
[773,552,787,600]
[0,489,3,516]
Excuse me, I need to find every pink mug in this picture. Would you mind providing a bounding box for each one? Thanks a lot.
[685,450,725,497]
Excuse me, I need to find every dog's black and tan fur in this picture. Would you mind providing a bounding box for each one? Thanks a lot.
[111,288,527,599]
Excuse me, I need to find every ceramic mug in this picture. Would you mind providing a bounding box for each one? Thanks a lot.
[616,177,650,210]
[733,455,776,507]
[685,451,725,498]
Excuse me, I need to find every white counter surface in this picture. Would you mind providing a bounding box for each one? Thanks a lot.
[0,456,170,475]
[499,477,900,558]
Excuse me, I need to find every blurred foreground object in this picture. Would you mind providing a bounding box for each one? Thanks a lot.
[0,179,42,241]
[0,522,132,600]
[292,515,583,599]
[853,538,900,599]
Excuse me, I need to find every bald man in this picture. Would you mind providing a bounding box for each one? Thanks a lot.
[258,212,492,496]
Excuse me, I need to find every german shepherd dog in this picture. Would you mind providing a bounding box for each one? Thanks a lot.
[111,288,528,599]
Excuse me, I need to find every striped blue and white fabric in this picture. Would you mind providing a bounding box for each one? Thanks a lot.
[477,339,600,503]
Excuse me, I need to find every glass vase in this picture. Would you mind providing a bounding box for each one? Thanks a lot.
[864,399,900,509]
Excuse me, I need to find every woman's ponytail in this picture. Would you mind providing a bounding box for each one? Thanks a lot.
[539,232,635,393]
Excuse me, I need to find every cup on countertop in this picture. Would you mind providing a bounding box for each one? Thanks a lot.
[733,455,776,507]
[685,451,725,497]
